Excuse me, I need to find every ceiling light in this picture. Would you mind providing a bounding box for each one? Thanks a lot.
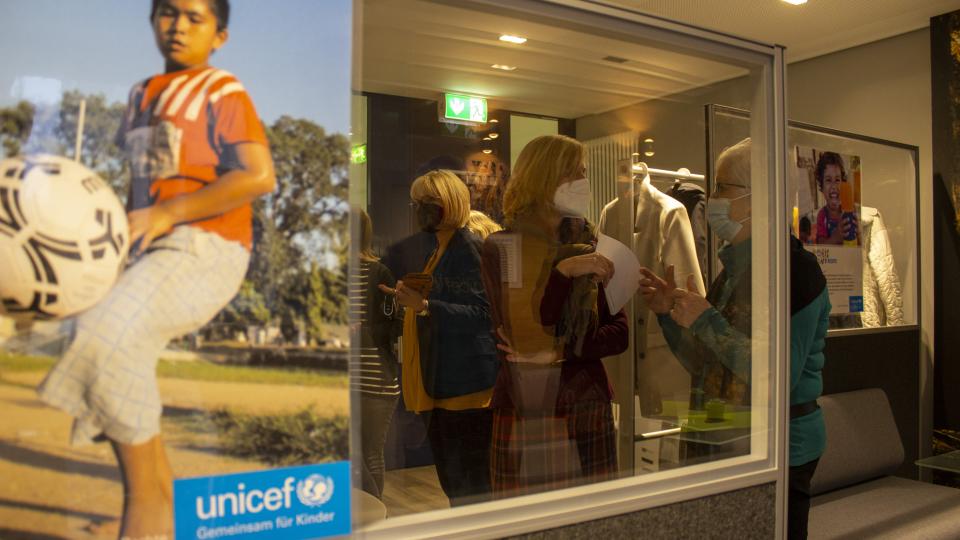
[642,138,655,157]
[489,119,499,124]
[482,149,493,154]
[491,64,517,71]
[483,136,492,141]
[499,34,527,44]
[781,0,807,4]
[488,132,499,139]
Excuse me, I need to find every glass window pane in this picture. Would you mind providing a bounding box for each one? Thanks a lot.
[354,0,779,527]
[709,106,919,330]
[789,126,919,329]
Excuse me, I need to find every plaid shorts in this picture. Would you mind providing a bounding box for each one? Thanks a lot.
[37,226,248,445]
[491,400,617,499]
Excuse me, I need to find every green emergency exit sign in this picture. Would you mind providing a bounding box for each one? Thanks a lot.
[351,144,367,164]
[444,93,487,123]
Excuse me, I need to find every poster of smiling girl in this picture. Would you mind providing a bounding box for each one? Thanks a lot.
[793,146,864,316]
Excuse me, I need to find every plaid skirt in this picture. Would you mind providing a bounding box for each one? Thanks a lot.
[491,400,617,499]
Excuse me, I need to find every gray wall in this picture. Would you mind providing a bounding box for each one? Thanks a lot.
[576,73,754,174]
[787,28,933,468]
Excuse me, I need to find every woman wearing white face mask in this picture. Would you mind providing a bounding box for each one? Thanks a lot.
[480,134,628,498]
[639,138,831,540]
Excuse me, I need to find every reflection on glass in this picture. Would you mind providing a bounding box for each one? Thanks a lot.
[639,140,754,465]
[351,208,401,501]
[483,135,626,497]
[382,170,498,507]
[356,0,773,524]
[710,105,918,330]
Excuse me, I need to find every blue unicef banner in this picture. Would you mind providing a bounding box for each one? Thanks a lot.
[174,462,351,540]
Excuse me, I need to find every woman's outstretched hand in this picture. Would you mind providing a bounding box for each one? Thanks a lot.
[638,264,677,314]
[668,275,712,328]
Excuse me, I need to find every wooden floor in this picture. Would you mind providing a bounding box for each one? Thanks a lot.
[381,465,450,517]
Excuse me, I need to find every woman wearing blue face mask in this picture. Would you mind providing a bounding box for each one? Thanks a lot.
[639,138,830,540]
[639,139,754,415]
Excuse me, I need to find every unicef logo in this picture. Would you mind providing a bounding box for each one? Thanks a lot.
[296,474,334,507]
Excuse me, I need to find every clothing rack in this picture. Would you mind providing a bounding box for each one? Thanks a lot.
[633,162,706,183]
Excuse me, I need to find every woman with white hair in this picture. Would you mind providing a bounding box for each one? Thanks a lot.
[639,138,830,539]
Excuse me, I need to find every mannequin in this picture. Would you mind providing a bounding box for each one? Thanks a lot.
[598,167,705,420]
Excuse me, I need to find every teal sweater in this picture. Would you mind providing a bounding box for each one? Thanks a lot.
[658,237,829,467]
[789,286,830,466]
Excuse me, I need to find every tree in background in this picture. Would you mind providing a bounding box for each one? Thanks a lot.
[0,95,350,344]
[0,101,34,157]
[56,91,128,196]
[248,115,350,341]
[219,280,272,339]
[0,92,126,195]
[306,262,348,343]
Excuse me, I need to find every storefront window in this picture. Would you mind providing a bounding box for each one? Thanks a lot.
[352,0,785,533]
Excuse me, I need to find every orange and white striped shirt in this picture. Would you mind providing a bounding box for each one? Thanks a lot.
[118,66,269,250]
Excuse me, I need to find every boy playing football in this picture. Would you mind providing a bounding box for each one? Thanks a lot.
[38,1,274,537]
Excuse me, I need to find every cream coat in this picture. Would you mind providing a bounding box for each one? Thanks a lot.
[598,177,705,406]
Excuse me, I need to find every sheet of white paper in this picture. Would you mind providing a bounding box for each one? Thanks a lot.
[595,232,640,314]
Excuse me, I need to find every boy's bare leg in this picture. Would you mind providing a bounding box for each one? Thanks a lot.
[111,435,174,539]
[156,436,175,502]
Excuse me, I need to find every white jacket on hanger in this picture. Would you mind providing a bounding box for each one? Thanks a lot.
[598,176,705,407]
[860,206,904,327]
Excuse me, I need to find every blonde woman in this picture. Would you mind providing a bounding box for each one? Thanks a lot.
[378,169,498,506]
[480,135,627,498]
[467,210,502,240]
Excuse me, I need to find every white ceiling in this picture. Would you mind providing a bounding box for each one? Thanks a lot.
[602,0,960,63]
[362,0,960,119]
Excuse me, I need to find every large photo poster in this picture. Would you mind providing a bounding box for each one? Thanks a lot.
[0,1,352,539]
[793,146,864,315]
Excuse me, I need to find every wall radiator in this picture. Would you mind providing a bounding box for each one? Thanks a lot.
[582,131,638,224]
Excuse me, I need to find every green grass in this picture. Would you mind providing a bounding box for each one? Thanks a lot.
[0,352,346,388]
[156,360,346,388]
[210,408,349,465]
[0,352,55,372]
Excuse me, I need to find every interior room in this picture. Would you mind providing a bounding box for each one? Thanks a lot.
[354,0,781,522]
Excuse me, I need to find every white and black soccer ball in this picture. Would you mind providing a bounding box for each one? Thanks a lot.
[0,154,128,321]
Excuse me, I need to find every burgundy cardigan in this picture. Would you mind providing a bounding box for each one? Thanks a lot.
[481,235,629,412]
